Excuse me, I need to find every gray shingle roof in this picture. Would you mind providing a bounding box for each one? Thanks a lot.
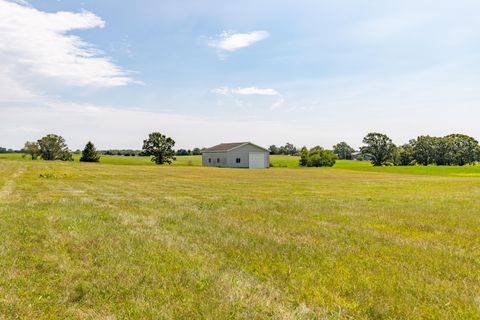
[202,142,248,153]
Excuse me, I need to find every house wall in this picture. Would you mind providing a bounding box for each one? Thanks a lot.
[202,152,228,167]
[226,145,269,168]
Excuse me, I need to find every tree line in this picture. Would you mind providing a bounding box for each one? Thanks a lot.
[366,133,480,167]
[14,131,480,167]
[270,132,480,167]
[21,132,178,164]
[0,147,20,154]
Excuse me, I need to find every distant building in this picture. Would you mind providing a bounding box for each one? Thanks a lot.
[202,142,270,168]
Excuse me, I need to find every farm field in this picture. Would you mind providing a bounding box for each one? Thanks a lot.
[1,158,480,319]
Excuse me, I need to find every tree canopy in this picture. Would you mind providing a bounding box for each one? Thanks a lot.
[399,134,480,166]
[37,134,73,161]
[23,141,40,160]
[360,133,396,166]
[333,142,355,160]
[269,143,298,155]
[142,132,176,165]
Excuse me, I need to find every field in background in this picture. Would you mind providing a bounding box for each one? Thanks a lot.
[0,158,479,319]
[3,153,480,177]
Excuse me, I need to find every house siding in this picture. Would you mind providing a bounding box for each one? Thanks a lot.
[202,152,228,167]
[227,145,269,168]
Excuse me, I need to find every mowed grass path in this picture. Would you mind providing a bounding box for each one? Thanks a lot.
[0,159,480,319]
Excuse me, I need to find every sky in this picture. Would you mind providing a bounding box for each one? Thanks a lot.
[1,0,480,150]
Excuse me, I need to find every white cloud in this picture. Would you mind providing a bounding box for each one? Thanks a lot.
[213,86,279,96]
[213,86,284,110]
[232,87,279,96]
[208,30,269,52]
[0,0,132,90]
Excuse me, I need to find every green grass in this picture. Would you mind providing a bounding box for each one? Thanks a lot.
[333,160,480,177]
[0,154,201,166]
[0,158,479,319]
[4,153,480,176]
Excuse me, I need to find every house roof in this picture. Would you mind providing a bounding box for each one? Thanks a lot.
[202,142,269,153]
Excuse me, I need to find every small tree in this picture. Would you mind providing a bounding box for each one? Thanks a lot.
[299,147,309,166]
[23,141,40,160]
[80,141,100,162]
[142,132,176,165]
[333,142,355,160]
[37,134,73,161]
[360,132,396,166]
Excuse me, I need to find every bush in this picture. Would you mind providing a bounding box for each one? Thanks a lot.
[300,148,337,167]
[37,134,73,161]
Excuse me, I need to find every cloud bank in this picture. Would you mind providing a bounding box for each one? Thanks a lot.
[0,101,304,150]
[0,0,132,93]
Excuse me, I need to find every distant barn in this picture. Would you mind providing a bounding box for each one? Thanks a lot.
[202,142,270,168]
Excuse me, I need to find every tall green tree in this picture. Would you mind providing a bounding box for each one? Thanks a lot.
[142,132,176,165]
[23,141,40,160]
[443,134,479,166]
[37,134,73,161]
[360,132,396,166]
[475,145,480,162]
[411,136,437,166]
[333,142,355,160]
[395,143,415,166]
[80,141,101,162]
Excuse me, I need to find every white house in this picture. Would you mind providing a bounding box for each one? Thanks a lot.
[202,142,270,168]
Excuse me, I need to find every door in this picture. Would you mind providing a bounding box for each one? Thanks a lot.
[249,152,265,168]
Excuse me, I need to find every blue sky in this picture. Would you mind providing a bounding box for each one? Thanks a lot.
[1,0,480,150]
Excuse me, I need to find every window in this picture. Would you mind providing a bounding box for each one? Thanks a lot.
[236,158,241,163]
[217,158,220,163]
[208,158,211,163]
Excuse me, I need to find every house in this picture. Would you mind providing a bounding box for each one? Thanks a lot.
[202,142,270,168]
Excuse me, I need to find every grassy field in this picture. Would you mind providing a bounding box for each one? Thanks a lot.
[1,157,480,319]
[3,153,480,176]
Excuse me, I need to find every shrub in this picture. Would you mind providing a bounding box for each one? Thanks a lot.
[37,134,73,161]
[80,141,100,163]
[300,148,337,167]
